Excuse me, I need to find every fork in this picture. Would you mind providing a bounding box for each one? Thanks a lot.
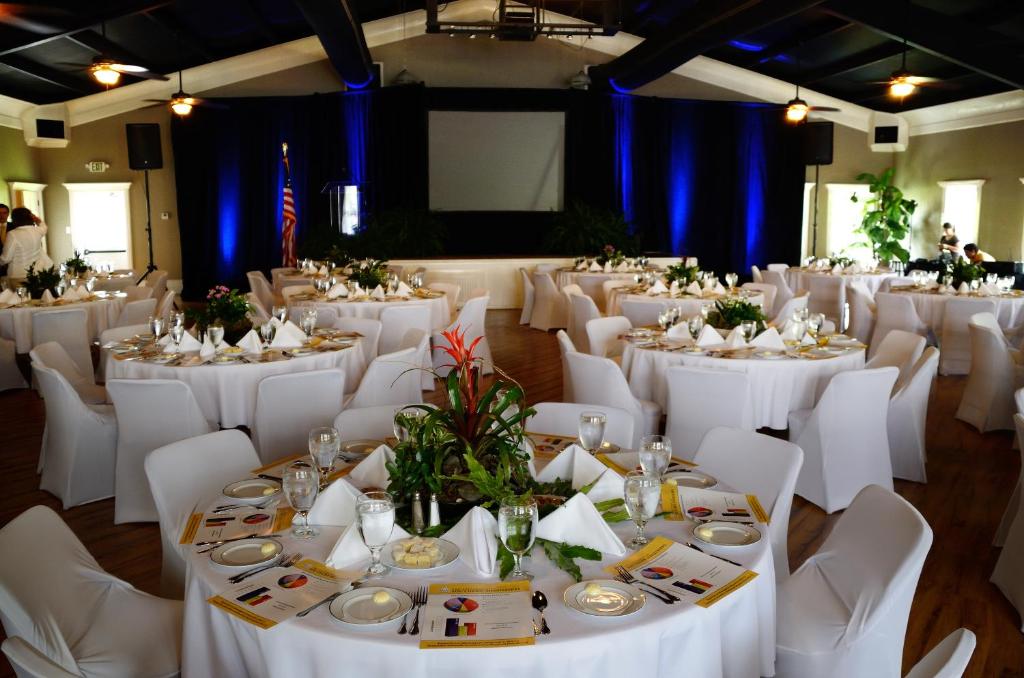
[409,586,427,635]
[615,566,680,603]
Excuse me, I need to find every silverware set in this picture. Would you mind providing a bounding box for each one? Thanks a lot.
[398,586,427,635]
[195,533,281,552]
[228,553,301,584]
[614,565,680,604]
[685,542,743,567]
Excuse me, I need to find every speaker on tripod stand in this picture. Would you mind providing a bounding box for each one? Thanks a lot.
[125,123,162,284]
[801,121,833,258]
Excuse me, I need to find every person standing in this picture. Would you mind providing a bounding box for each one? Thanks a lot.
[0,207,52,281]
[0,203,9,245]
[938,223,961,262]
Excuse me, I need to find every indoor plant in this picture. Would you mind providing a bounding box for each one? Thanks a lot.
[347,259,390,289]
[706,298,767,334]
[23,264,61,299]
[185,285,252,343]
[941,258,985,289]
[64,250,90,276]
[664,261,702,286]
[850,168,917,266]
[544,201,636,255]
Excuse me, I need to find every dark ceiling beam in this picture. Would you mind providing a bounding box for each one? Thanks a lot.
[140,9,218,62]
[65,31,160,72]
[292,0,374,88]
[739,15,850,66]
[590,0,828,92]
[238,0,280,45]
[0,54,93,94]
[799,41,905,84]
[822,0,1024,89]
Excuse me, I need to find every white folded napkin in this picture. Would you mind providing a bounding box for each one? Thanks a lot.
[318,265,328,276]
[696,325,723,347]
[0,289,17,307]
[307,477,362,526]
[589,261,601,272]
[236,329,263,354]
[164,331,202,353]
[939,285,955,295]
[750,326,785,350]
[40,290,54,304]
[685,257,699,268]
[703,278,715,292]
[669,281,680,297]
[666,323,693,341]
[60,287,77,301]
[370,285,386,300]
[325,521,411,569]
[845,263,862,274]
[685,281,703,297]
[349,282,365,298]
[831,264,843,275]
[576,261,588,271]
[713,282,727,295]
[395,281,413,296]
[977,285,992,297]
[347,444,395,489]
[326,283,348,299]
[603,262,612,273]
[984,283,1000,295]
[535,444,624,503]
[646,280,668,296]
[723,328,748,349]
[616,261,629,272]
[925,280,939,290]
[441,506,499,576]
[270,319,307,348]
[957,282,970,295]
[536,494,626,556]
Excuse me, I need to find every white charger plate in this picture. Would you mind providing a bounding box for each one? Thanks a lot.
[340,439,384,458]
[329,587,412,630]
[664,469,718,489]
[692,521,762,547]
[210,538,283,568]
[563,580,645,618]
[383,538,460,571]
[222,478,281,504]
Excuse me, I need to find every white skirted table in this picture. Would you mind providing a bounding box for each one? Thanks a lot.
[622,343,865,429]
[881,289,1024,332]
[92,273,138,293]
[608,291,765,319]
[784,268,896,296]
[555,270,648,312]
[0,295,124,353]
[289,294,451,331]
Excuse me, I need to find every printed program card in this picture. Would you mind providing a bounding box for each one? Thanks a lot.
[595,453,697,476]
[249,454,354,484]
[677,487,769,524]
[526,432,577,458]
[179,506,294,545]
[419,581,536,649]
[605,536,757,609]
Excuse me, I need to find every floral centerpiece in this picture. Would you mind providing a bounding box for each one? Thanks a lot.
[347,259,389,289]
[184,285,252,343]
[64,250,90,276]
[706,298,767,334]
[941,259,985,289]
[663,261,702,286]
[595,244,626,267]
[23,264,61,299]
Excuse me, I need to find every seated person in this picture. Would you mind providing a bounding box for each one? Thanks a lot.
[963,243,995,264]
[938,223,960,259]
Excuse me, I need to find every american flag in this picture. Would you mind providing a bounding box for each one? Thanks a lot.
[280,142,297,267]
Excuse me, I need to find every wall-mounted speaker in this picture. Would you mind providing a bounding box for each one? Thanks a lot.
[126,123,163,170]
[869,112,908,152]
[801,121,834,166]
[20,104,70,148]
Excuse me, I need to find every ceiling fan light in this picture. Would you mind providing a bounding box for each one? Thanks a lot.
[889,77,916,98]
[785,98,808,123]
[91,65,121,86]
[170,99,193,116]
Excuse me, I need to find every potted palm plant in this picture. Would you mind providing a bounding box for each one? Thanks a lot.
[851,168,917,266]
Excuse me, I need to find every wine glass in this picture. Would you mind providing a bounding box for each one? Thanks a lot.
[700,302,711,319]
[739,320,757,343]
[300,308,317,338]
[259,320,277,349]
[394,406,425,443]
[623,471,661,549]
[578,411,607,454]
[498,496,538,581]
[725,272,738,290]
[208,322,225,353]
[170,324,185,352]
[638,434,671,479]
[15,286,27,303]
[807,313,824,339]
[688,314,704,340]
[149,315,165,340]
[308,426,340,489]
[170,311,185,330]
[284,461,319,539]
[272,305,288,323]
[357,491,395,577]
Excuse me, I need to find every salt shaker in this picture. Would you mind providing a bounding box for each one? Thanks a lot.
[428,493,441,528]
[411,491,425,535]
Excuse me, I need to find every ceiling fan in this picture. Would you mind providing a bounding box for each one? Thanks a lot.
[775,43,840,123]
[0,2,74,33]
[144,69,226,117]
[56,21,168,86]
[868,39,943,99]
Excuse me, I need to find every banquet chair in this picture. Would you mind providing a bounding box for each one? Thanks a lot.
[762,269,795,313]
[30,342,106,405]
[939,297,997,376]
[2,636,81,678]
[107,379,215,523]
[252,369,346,464]
[281,284,316,302]
[586,316,630,360]
[869,293,929,359]
[565,352,660,447]
[529,271,567,331]
[665,367,754,459]
[0,337,26,392]
[693,427,803,582]
[432,294,493,376]
[114,298,156,328]
[334,403,433,440]
[807,275,847,329]
[147,270,168,302]
[888,347,939,483]
[427,282,462,313]
[866,329,927,392]
[602,279,633,315]
[620,298,665,328]
[0,506,183,678]
[845,281,877,345]
[247,270,278,310]
[379,305,432,356]
[740,282,777,317]
[766,263,790,273]
[878,276,916,294]
[334,316,382,371]
[992,414,1024,631]
[518,267,535,325]
[123,285,154,302]
[155,289,177,323]
[146,429,261,598]
[246,292,271,323]
[904,628,976,678]
[96,324,150,379]
[525,402,634,450]
[994,388,1024,547]
[556,330,576,402]
[535,263,560,274]
[569,293,601,355]
[956,312,1024,432]
[789,367,898,513]
[561,284,586,350]
[750,265,764,283]
[771,291,810,327]
[31,308,92,380]
[776,485,932,678]
[31,363,116,508]
[345,345,423,409]
[270,266,292,291]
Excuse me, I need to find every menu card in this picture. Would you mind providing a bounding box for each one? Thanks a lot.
[605,536,757,608]
[179,506,295,545]
[208,559,349,630]
[526,432,577,458]
[677,487,769,524]
[595,453,697,475]
[419,582,535,649]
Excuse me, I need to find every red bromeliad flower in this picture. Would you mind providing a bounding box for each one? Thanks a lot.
[436,325,484,417]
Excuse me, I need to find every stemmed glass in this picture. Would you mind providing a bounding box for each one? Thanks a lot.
[170,323,185,352]
[578,411,607,454]
[498,496,538,581]
[638,434,671,480]
[259,320,277,349]
[357,491,396,578]
[149,315,165,340]
[394,406,426,443]
[309,426,340,489]
[208,322,225,354]
[739,320,757,343]
[688,314,705,340]
[624,471,661,549]
[284,461,320,539]
[170,311,185,330]
[300,308,317,338]
[272,305,288,323]
[806,313,824,341]
[725,272,738,290]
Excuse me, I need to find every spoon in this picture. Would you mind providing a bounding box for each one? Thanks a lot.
[532,591,551,634]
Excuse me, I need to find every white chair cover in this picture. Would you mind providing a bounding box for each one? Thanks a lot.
[766,263,790,273]
[777,485,932,678]
[32,363,115,508]
[148,271,168,302]
[107,379,214,523]
[334,403,433,441]
[123,285,154,302]
[402,327,433,391]
[114,298,156,328]
[807,275,847,328]
[740,282,777,317]
[665,366,753,459]
[0,506,182,677]
[0,336,26,392]
[693,427,803,582]
[846,281,877,345]
[247,293,270,323]
[888,347,939,483]
[96,324,149,378]
[602,279,633,314]
[3,635,81,678]
[518,267,534,325]
[526,402,635,450]
[995,390,1024,547]
[252,369,346,464]
[956,312,1024,432]
[939,297,997,376]
[620,298,666,328]
[904,628,976,678]
[270,267,291,291]
[993,416,1024,631]
[432,295,492,376]
[30,341,105,404]
[565,352,660,447]
[379,305,431,356]
[866,329,927,392]
[878,276,916,294]
[869,294,928,359]
[790,367,898,513]
[771,291,809,327]
[247,271,276,311]
[561,284,586,350]
[427,282,461,313]
[345,345,423,409]
[750,265,764,283]
[529,271,567,331]
[762,269,795,313]
[146,429,260,598]
[569,293,601,355]
[334,316,382,371]
[585,316,630,359]
[155,289,176,324]
[31,308,92,379]
[556,330,575,402]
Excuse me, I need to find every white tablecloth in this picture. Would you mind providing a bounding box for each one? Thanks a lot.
[556,270,644,312]
[290,296,451,331]
[92,274,137,293]
[881,290,1024,332]
[622,344,865,429]
[181,506,776,678]
[784,269,896,296]
[608,292,765,318]
[0,297,124,353]
[104,344,364,429]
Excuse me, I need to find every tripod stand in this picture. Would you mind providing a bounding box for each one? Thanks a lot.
[136,168,158,284]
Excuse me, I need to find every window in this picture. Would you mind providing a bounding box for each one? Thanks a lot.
[63,182,133,271]
[825,183,873,263]
[800,182,815,258]
[938,180,985,248]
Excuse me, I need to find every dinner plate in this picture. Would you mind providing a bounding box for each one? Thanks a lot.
[383,538,460,571]
[664,469,718,489]
[692,521,762,547]
[563,580,645,618]
[146,353,179,364]
[340,439,384,458]
[752,350,787,360]
[222,478,282,503]
[287,347,317,357]
[209,538,283,568]
[329,587,412,630]
[597,441,621,454]
[210,354,244,365]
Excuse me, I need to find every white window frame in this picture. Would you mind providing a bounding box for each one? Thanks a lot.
[937,179,985,248]
[824,183,873,263]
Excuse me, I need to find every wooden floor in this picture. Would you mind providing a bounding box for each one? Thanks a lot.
[1,309,1022,677]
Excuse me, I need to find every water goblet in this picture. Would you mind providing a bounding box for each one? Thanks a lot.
[806,313,824,339]
[170,324,185,352]
[308,426,340,489]
[498,496,538,581]
[970,278,981,292]
[208,322,225,353]
[986,273,998,285]
[578,411,607,454]
[300,308,317,338]
[725,272,738,290]
[272,305,288,323]
[700,302,711,319]
[285,461,320,539]
[638,434,671,479]
[259,320,277,349]
[170,311,185,329]
[688,314,704,340]
[85,277,96,293]
[15,286,27,302]
[149,315,165,340]
[623,471,661,549]
[357,491,395,577]
[739,320,757,343]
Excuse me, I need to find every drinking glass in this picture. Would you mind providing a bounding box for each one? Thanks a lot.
[259,320,277,349]
[149,315,164,339]
[794,307,810,322]
[55,280,65,297]
[739,320,757,342]
[170,324,185,352]
[208,322,225,353]
[638,434,671,479]
[970,278,981,292]
[725,272,738,290]
[300,308,317,338]
[284,461,319,539]
[700,302,711,319]
[15,286,27,302]
[806,313,824,338]
[688,314,705,340]
[498,496,538,581]
[85,277,96,293]
[623,471,661,548]
[357,491,395,577]
[578,411,607,453]
[393,406,426,443]
[657,310,671,331]
[272,305,288,323]
[986,273,998,285]
[170,311,185,329]
[308,426,340,489]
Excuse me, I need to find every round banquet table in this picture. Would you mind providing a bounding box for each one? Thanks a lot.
[0,295,124,353]
[555,270,648,312]
[290,295,451,331]
[181,503,776,678]
[784,268,896,296]
[880,289,1024,332]
[622,343,865,430]
[91,273,138,293]
[608,291,765,318]
[104,343,364,429]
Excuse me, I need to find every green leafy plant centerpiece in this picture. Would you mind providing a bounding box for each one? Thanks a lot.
[64,250,90,276]
[664,261,702,287]
[941,259,985,289]
[347,259,390,290]
[184,285,252,343]
[544,201,637,255]
[706,299,767,334]
[850,168,917,266]
[596,244,626,267]
[23,264,61,299]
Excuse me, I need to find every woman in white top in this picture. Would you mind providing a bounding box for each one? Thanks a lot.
[0,207,52,280]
